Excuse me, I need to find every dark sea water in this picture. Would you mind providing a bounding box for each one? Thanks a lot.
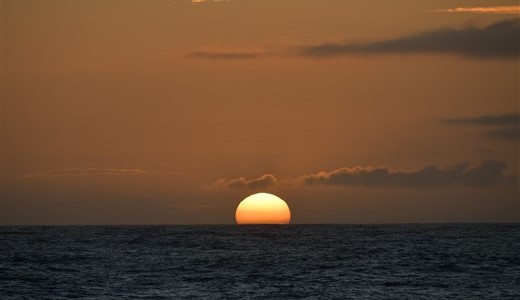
[1,224,519,299]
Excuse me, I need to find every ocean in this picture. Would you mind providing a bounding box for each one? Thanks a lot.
[1,224,519,299]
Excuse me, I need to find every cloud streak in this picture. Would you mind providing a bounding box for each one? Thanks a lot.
[20,168,178,179]
[187,47,265,59]
[300,19,520,59]
[434,6,520,14]
[444,112,520,142]
[444,113,520,126]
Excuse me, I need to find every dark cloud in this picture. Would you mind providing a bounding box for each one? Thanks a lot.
[300,19,520,59]
[211,174,277,189]
[460,160,511,187]
[444,112,520,126]
[188,19,519,60]
[298,160,513,188]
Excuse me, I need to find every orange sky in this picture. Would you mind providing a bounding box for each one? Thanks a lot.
[1,0,519,225]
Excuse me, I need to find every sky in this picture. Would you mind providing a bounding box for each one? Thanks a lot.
[1,0,519,225]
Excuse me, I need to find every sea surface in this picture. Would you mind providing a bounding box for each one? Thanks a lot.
[1,224,519,299]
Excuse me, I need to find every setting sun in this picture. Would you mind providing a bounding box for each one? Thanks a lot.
[235,193,291,225]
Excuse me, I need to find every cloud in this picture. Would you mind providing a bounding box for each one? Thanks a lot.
[298,160,513,188]
[210,161,515,190]
[444,112,520,142]
[299,19,520,59]
[210,174,277,189]
[187,47,265,59]
[444,112,520,126]
[188,20,519,60]
[434,6,520,14]
[20,168,179,179]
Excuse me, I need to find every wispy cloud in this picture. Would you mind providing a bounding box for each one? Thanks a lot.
[434,6,520,14]
[210,174,278,189]
[20,168,179,179]
[187,47,265,59]
[300,19,520,59]
[444,112,520,142]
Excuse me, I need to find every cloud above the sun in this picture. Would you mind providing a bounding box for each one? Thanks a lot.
[210,160,516,190]
[211,112,519,191]
[210,174,278,190]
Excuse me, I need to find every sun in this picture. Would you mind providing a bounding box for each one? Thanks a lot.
[235,193,291,225]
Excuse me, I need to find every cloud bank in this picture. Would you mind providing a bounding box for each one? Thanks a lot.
[211,161,515,190]
[299,161,511,188]
[434,6,520,14]
[300,19,520,59]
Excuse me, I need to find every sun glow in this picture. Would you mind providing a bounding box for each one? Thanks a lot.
[235,193,291,225]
